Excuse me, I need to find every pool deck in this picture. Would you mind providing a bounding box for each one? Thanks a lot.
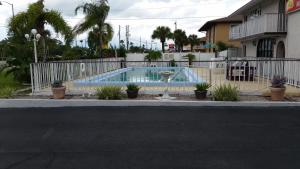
[33,67,300,97]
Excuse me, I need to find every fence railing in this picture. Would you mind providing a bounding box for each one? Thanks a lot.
[229,13,287,40]
[30,58,300,94]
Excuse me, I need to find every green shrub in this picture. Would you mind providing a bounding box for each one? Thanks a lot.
[169,59,177,67]
[96,86,123,100]
[145,51,162,62]
[0,87,15,98]
[126,84,140,91]
[213,84,239,101]
[195,83,211,91]
[117,47,127,58]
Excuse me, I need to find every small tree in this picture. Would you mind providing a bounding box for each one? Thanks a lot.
[184,53,196,66]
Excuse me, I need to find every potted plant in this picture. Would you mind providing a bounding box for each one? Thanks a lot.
[126,84,141,99]
[51,80,66,99]
[270,75,286,101]
[194,83,211,99]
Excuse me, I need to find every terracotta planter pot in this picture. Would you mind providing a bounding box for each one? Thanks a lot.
[270,87,286,101]
[52,86,66,99]
[127,90,139,99]
[195,90,208,100]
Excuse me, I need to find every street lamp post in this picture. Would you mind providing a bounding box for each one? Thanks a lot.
[0,1,14,17]
[25,29,41,63]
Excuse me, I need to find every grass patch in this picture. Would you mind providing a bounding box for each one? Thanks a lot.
[0,72,20,98]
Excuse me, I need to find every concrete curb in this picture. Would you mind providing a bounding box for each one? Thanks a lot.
[0,99,300,108]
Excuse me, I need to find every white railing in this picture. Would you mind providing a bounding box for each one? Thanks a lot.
[230,13,287,40]
[30,58,300,94]
[30,58,123,92]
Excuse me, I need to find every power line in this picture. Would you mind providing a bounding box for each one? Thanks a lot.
[65,16,224,21]
[57,2,224,12]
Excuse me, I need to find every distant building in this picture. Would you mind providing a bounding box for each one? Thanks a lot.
[199,17,242,53]
[228,0,300,58]
[183,37,207,52]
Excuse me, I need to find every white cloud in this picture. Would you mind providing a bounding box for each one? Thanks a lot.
[0,0,251,47]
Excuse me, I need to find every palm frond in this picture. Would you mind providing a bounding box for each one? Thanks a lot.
[44,10,73,43]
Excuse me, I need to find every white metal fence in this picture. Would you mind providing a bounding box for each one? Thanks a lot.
[30,58,300,94]
[30,58,123,92]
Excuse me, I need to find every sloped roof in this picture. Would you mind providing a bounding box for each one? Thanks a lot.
[198,16,242,32]
[229,0,264,17]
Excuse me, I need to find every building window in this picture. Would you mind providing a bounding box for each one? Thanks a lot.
[257,39,274,58]
[249,8,261,18]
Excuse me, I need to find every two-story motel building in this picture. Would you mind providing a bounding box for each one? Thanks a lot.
[229,0,300,59]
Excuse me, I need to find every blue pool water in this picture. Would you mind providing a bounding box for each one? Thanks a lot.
[74,67,204,87]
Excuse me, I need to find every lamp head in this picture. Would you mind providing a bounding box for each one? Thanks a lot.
[36,34,41,41]
[31,29,37,35]
[25,34,30,41]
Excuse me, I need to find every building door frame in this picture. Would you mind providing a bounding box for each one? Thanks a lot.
[276,41,285,58]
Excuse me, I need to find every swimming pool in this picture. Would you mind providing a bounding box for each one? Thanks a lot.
[74,67,204,87]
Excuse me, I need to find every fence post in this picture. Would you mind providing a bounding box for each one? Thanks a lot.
[209,68,212,85]
[30,64,34,94]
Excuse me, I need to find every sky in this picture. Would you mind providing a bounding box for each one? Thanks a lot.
[0,0,250,48]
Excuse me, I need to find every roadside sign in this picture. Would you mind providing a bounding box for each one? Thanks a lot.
[287,0,300,13]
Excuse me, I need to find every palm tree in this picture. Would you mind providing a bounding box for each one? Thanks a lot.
[174,29,188,52]
[74,0,113,58]
[151,26,172,53]
[8,0,73,62]
[188,34,199,52]
[87,26,113,56]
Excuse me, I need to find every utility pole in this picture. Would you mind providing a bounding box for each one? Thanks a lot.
[118,25,121,48]
[146,40,148,50]
[174,21,177,52]
[140,36,142,48]
[125,25,130,51]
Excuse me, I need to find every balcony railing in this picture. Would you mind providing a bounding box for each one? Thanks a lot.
[230,13,287,40]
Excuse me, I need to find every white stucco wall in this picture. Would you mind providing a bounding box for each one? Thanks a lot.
[243,41,257,57]
[287,11,300,58]
[126,52,216,62]
[243,0,279,20]
[262,0,279,14]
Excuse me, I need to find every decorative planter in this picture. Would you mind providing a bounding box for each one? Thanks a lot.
[195,90,208,100]
[127,90,139,99]
[157,71,176,100]
[52,86,66,99]
[270,87,286,101]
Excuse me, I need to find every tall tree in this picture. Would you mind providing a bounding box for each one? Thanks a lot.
[188,34,199,52]
[173,29,188,52]
[8,0,73,62]
[151,26,172,53]
[74,0,113,58]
